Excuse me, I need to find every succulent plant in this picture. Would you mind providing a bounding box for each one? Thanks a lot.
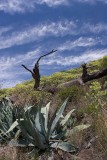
[7,97,90,153]
[0,97,18,143]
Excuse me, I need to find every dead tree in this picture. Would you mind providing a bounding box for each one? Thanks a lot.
[39,63,107,94]
[22,49,57,89]
[82,65,107,83]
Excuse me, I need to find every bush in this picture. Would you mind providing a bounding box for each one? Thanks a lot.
[58,85,84,102]
[99,56,107,69]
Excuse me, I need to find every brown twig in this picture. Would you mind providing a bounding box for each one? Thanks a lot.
[36,49,57,64]
[22,64,33,74]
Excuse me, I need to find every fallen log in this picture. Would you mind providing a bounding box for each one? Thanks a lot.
[39,64,107,94]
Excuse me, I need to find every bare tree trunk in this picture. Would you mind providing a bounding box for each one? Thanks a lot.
[22,50,57,89]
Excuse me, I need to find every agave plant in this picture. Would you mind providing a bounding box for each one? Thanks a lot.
[8,98,90,152]
[0,97,18,143]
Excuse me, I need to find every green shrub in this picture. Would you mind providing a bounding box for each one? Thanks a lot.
[0,97,18,143]
[58,85,84,102]
[99,56,107,69]
[84,81,107,114]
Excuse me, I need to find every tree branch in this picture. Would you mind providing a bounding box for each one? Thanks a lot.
[36,49,57,64]
[22,64,33,74]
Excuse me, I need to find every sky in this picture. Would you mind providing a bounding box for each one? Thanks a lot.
[0,0,107,88]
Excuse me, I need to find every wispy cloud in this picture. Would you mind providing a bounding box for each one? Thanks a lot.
[58,37,101,51]
[75,0,107,4]
[82,23,107,34]
[42,49,107,66]
[0,20,76,49]
[36,0,69,7]
[0,0,69,14]
[0,26,12,36]
[0,37,104,73]
[0,48,40,83]
[0,20,107,50]
[0,0,107,14]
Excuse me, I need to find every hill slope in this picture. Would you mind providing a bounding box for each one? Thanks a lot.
[0,56,107,159]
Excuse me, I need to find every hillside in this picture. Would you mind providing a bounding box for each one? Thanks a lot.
[0,56,107,160]
[0,56,106,103]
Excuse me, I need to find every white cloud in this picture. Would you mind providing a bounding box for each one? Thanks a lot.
[0,0,107,14]
[82,23,107,34]
[75,0,107,4]
[0,0,69,14]
[0,26,12,36]
[0,20,107,50]
[36,0,69,6]
[58,37,101,51]
[0,48,40,86]
[0,20,76,49]
[41,49,107,66]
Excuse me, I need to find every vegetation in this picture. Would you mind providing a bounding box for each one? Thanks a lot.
[0,97,18,143]
[1,56,107,159]
[0,97,90,159]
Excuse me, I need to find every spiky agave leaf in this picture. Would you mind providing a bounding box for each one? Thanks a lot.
[60,109,75,126]
[51,142,77,152]
[18,109,47,150]
[66,124,91,137]
[48,98,69,138]
[41,102,50,133]
[0,97,18,142]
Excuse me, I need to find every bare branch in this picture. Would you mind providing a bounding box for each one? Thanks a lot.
[22,64,33,74]
[36,49,57,64]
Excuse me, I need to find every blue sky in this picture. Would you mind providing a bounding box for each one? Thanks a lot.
[0,0,107,88]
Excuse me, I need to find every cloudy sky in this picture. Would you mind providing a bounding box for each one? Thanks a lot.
[0,0,107,88]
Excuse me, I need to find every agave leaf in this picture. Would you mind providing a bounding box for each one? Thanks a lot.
[18,114,47,149]
[14,129,21,139]
[66,124,91,137]
[60,109,75,126]
[6,119,23,133]
[51,142,77,152]
[34,106,46,137]
[35,103,47,138]
[8,139,30,147]
[35,107,42,133]
[0,98,18,142]
[24,105,33,113]
[17,119,34,144]
[49,98,68,137]
[41,102,50,132]
[50,129,66,140]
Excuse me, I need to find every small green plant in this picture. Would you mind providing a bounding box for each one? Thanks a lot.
[58,85,83,101]
[99,56,107,69]
[84,81,107,114]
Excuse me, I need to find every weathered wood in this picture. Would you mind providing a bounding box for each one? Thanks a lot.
[40,64,107,94]
[22,49,57,89]
[82,67,107,83]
